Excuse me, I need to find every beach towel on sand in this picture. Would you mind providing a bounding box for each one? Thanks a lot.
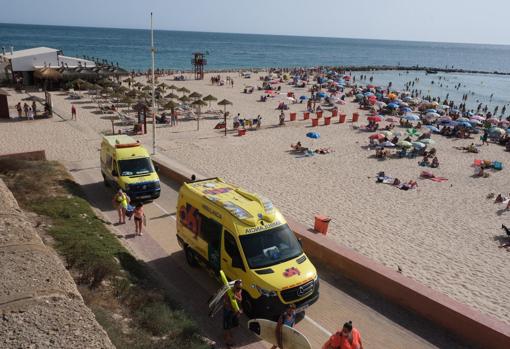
[420,171,448,182]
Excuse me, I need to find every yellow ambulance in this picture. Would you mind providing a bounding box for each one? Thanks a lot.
[100,135,161,201]
[176,178,319,318]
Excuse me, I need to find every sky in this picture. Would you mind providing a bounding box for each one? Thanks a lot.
[0,0,509,45]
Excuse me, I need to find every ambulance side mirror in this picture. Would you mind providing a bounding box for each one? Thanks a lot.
[298,238,303,247]
[154,165,160,173]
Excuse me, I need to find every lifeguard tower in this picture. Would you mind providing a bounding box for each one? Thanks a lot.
[191,52,207,80]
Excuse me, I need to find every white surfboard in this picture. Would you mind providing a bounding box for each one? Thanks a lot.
[207,280,236,318]
[248,318,312,349]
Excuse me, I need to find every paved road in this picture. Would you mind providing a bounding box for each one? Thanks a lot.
[67,159,467,349]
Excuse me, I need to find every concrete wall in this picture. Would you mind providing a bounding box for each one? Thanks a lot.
[0,150,46,161]
[152,155,510,349]
[0,179,114,349]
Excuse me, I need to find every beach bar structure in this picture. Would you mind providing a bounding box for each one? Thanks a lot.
[0,47,96,85]
[0,88,9,119]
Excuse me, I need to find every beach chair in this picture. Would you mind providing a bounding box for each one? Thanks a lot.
[117,112,136,125]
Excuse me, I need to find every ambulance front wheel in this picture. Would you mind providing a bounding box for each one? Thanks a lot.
[184,246,198,267]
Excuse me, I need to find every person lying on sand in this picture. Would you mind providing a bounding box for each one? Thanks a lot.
[290,142,308,152]
[315,147,334,154]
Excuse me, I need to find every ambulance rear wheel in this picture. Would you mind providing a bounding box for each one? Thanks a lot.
[184,246,198,267]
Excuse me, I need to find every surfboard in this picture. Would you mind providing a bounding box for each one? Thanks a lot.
[208,284,229,318]
[248,318,311,349]
[220,270,240,313]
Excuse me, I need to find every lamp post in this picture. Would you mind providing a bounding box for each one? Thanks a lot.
[150,12,156,155]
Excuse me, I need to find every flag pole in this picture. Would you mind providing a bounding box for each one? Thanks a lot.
[150,12,156,155]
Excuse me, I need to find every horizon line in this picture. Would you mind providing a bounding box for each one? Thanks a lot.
[2,21,510,47]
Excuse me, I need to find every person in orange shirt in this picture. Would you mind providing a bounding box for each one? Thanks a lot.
[322,321,363,349]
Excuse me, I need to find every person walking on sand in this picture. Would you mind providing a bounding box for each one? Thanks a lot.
[322,321,364,349]
[223,280,243,348]
[270,304,297,349]
[112,189,129,224]
[23,103,29,117]
[16,102,22,118]
[71,105,77,120]
[133,203,145,236]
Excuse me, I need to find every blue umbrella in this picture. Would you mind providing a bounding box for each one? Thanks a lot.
[387,103,399,109]
[306,132,320,139]
[364,92,374,97]
[458,121,472,128]
[318,92,327,98]
[425,125,440,133]
[401,107,413,113]
[404,114,420,121]
[299,95,308,100]
[425,109,437,113]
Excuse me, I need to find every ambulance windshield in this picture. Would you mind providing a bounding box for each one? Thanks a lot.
[240,224,302,269]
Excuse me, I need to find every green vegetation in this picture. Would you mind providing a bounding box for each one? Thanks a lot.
[0,159,208,349]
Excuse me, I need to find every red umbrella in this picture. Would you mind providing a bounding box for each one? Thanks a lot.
[369,133,385,140]
[368,115,382,122]
[343,75,351,80]
[265,90,277,94]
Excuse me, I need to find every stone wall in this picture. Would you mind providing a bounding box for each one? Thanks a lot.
[0,179,114,349]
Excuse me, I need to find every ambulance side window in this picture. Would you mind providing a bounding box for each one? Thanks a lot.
[199,213,221,244]
[224,231,245,271]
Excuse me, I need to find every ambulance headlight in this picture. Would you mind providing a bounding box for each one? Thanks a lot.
[252,284,277,297]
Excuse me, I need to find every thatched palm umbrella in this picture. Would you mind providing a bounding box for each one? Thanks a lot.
[192,99,208,131]
[158,82,169,90]
[203,94,217,108]
[126,89,138,98]
[189,91,203,100]
[179,95,191,103]
[168,84,178,91]
[133,82,144,90]
[34,67,62,81]
[218,99,233,136]
[22,95,45,102]
[97,78,114,87]
[163,100,179,119]
[120,95,135,109]
[142,85,152,91]
[165,92,179,99]
[178,87,190,95]
[123,77,134,83]
[71,78,89,91]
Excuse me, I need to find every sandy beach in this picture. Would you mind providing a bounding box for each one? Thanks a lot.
[1,71,509,327]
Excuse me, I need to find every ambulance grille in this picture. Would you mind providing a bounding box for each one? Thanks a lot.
[280,279,315,302]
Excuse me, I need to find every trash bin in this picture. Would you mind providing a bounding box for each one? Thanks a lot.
[352,112,359,123]
[331,109,338,117]
[324,116,331,125]
[290,112,297,121]
[311,118,319,127]
[303,112,310,120]
[339,113,346,123]
[314,215,331,235]
[316,111,323,118]
[238,129,246,136]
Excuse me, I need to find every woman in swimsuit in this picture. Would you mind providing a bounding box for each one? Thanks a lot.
[133,203,145,236]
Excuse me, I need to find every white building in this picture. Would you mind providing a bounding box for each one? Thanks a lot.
[0,47,95,83]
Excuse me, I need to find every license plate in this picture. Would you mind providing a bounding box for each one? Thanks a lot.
[139,195,151,199]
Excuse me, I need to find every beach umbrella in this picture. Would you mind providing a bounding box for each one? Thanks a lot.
[381,141,395,148]
[469,119,482,126]
[404,114,420,121]
[412,141,426,149]
[163,100,179,110]
[142,85,152,91]
[306,132,320,139]
[178,87,191,94]
[425,109,437,114]
[380,130,393,138]
[425,125,440,133]
[318,92,327,98]
[299,95,308,100]
[425,112,440,118]
[179,95,191,103]
[439,116,452,122]
[34,67,62,81]
[192,99,208,131]
[367,115,382,122]
[369,133,385,140]
[168,84,178,91]
[400,102,409,107]
[158,82,169,89]
[376,101,386,107]
[499,120,510,126]
[401,107,413,113]
[203,94,218,108]
[420,138,436,145]
[387,103,399,109]
[385,117,395,123]
[489,127,505,135]
[189,91,203,99]
[457,117,469,122]
[165,92,180,99]
[123,77,134,83]
[458,121,473,128]
[470,115,485,121]
[22,95,45,102]
[487,118,499,125]
[397,140,413,148]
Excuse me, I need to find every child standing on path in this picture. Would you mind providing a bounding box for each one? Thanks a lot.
[71,105,77,120]
[133,203,145,236]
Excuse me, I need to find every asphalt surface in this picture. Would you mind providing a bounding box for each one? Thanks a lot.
[67,159,469,349]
